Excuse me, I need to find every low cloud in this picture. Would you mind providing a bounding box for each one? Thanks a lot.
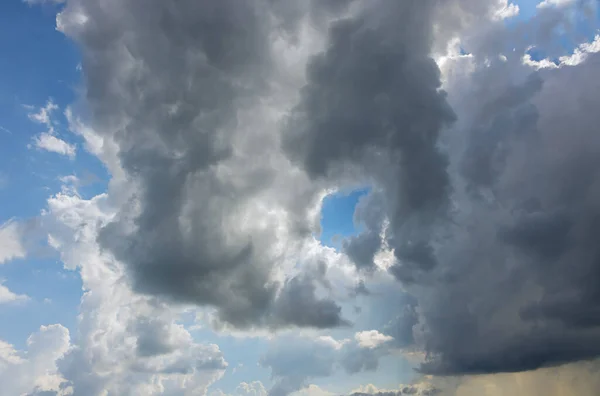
[261,331,394,396]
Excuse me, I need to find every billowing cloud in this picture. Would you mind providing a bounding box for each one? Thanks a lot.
[335,1,600,377]
[42,186,229,395]
[57,0,351,331]
[0,325,71,396]
[10,0,600,394]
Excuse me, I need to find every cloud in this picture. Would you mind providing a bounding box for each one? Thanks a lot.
[349,382,441,396]
[13,0,600,393]
[27,99,58,128]
[345,1,600,377]
[41,187,229,395]
[494,1,519,20]
[0,280,29,304]
[0,220,26,264]
[0,325,71,396]
[261,332,394,396]
[237,381,269,396]
[32,133,76,158]
[211,381,269,396]
[354,330,393,349]
[56,0,351,331]
[537,0,576,9]
[291,384,335,396]
[27,100,76,158]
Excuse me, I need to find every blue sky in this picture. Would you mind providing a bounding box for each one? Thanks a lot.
[1,1,600,395]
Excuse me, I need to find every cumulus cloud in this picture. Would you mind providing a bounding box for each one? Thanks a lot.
[339,0,600,377]
[211,381,269,396]
[0,325,71,396]
[12,0,600,394]
[237,381,269,396]
[354,330,393,349]
[57,0,352,331]
[42,187,228,395]
[494,1,520,20]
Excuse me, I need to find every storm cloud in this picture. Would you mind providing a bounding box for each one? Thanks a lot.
[55,0,600,385]
[58,0,348,330]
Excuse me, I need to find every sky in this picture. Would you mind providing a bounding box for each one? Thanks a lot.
[1,0,600,395]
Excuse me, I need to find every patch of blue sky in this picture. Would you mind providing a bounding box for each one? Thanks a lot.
[1,2,77,218]
[319,188,370,249]
[0,1,87,349]
[188,325,272,393]
[0,255,82,349]
[512,0,542,21]
[480,0,599,61]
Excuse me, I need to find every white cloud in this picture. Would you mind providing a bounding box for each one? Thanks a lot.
[494,1,519,20]
[236,381,268,396]
[523,35,600,69]
[32,133,76,158]
[0,280,29,304]
[0,325,71,395]
[41,188,227,395]
[291,384,335,396]
[27,100,77,158]
[0,220,26,264]
[354,331,394,349]
[537,0,576,8]
[27,99,58,131]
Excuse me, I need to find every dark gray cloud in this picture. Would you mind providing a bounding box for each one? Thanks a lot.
[400,13,600,375]
[343,192,386,272]
[270,266,351,329]
[59,0,348,330]
[278,0,600,378]
[282,0,457,285]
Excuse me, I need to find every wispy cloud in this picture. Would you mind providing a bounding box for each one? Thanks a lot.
[26,99,76,158]
[0,280,29,304]
[31,132,76,158]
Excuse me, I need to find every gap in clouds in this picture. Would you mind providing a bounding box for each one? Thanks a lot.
[320,188,370,249]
